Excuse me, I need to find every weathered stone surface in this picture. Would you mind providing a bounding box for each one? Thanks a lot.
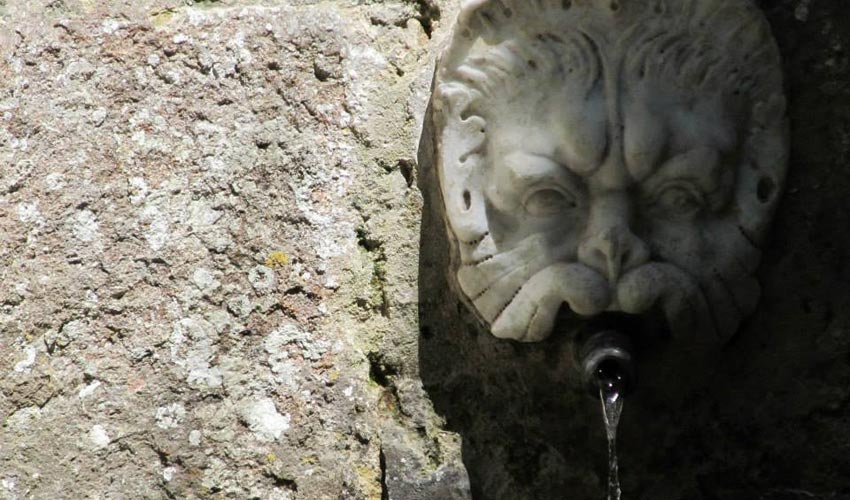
[0,1,468,499]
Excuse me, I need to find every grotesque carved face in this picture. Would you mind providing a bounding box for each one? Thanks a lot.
[432,0,787,343]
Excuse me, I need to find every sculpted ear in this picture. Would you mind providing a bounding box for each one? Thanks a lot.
[434,83,489,250]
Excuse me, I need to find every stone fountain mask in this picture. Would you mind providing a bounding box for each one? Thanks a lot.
[429,0,788,343]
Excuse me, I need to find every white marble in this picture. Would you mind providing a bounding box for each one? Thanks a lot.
[431,0,788,342]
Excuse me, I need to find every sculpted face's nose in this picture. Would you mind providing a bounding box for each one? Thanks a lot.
[578,193,650,282]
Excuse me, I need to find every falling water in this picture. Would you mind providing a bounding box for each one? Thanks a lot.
[600,382,624,500]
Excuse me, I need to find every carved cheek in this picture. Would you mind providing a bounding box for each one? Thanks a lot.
[485,186,587,251]
[483,164,587,250]
[642,219,707,275]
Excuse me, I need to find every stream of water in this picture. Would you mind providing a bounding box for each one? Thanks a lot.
[600,386,624,500]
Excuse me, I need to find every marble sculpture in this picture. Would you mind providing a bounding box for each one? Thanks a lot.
[429,0,788,342]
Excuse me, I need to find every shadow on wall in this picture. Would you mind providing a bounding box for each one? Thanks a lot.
[417,2,850,499]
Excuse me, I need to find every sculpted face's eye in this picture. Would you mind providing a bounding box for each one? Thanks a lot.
[650,182,706,218]
[523,188,578,217]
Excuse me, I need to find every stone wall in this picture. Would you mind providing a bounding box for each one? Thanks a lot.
[0,1,468,499]
[1,1,849,500]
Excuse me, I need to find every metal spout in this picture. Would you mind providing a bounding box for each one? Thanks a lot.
[577,330,636,397]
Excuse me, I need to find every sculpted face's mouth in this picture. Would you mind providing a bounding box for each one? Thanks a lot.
[504,260,710,343]
[564,306,671,352]
[460,235,711,343]
[615,262,714,342]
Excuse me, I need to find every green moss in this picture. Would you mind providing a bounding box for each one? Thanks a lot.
[369,257,389,316]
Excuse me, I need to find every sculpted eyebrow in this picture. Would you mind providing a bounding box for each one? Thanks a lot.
[642,147,724,192]
[505,152,583,187]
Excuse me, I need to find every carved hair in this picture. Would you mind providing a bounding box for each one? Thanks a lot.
[439,0,782,125]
